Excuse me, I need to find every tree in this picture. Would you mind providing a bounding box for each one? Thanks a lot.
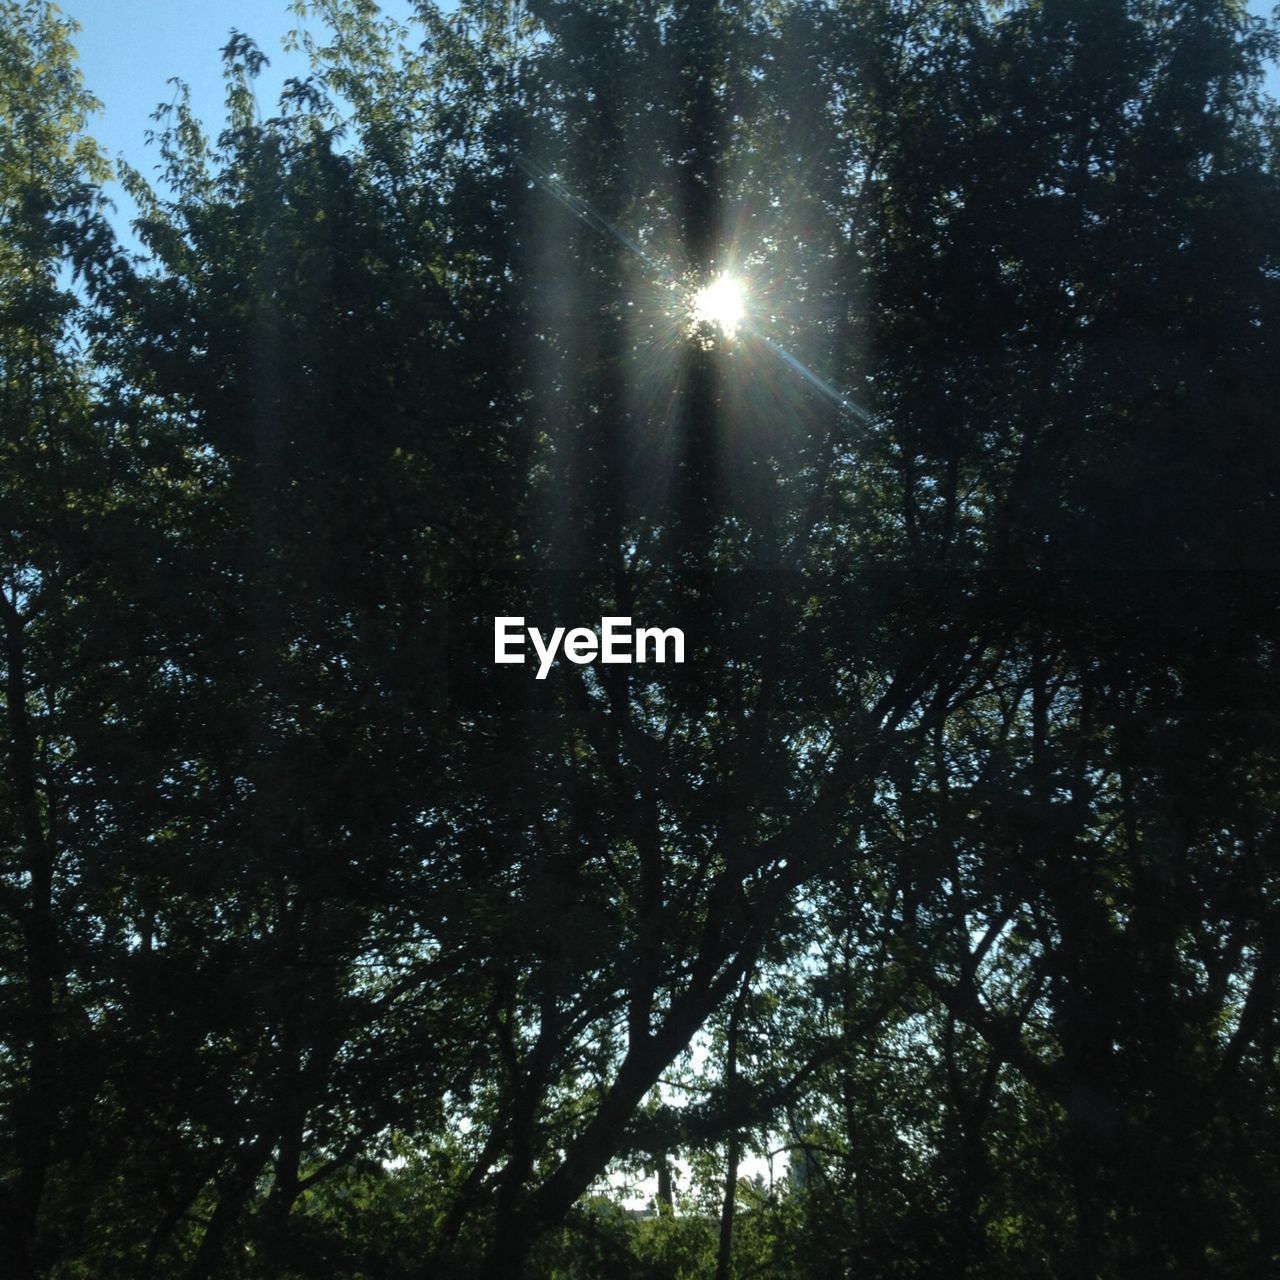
[3,1,1279,1276]
[0,4,141,1273]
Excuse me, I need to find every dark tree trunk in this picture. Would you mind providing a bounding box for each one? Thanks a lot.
[715,968,752,1280]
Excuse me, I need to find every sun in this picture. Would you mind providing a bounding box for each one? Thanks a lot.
[690,274,746,339]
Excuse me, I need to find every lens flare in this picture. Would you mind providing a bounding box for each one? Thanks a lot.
[690,274,745,339]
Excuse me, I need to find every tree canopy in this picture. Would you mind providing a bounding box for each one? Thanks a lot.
[2,1,1279,1277]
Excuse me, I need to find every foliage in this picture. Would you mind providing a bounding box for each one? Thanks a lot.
[2,1,1279,1277]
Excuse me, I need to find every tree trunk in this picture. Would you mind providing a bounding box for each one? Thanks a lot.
[715,967,753,1280]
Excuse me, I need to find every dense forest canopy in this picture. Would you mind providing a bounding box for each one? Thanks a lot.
[3,0,1279,1276]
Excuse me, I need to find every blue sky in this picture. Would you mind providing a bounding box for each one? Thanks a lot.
[67,2,420,156]
[67,3,413,160]
[64,0,418,244]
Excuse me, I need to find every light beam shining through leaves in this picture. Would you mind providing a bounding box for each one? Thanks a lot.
[515,153,874,424]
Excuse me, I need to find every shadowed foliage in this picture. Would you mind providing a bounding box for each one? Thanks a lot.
[2,1,1279,1277]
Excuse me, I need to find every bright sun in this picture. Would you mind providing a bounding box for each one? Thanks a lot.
[690,274,745,339]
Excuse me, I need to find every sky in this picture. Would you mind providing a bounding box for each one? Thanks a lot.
[63,0,420,247]
[66,1,421,157]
